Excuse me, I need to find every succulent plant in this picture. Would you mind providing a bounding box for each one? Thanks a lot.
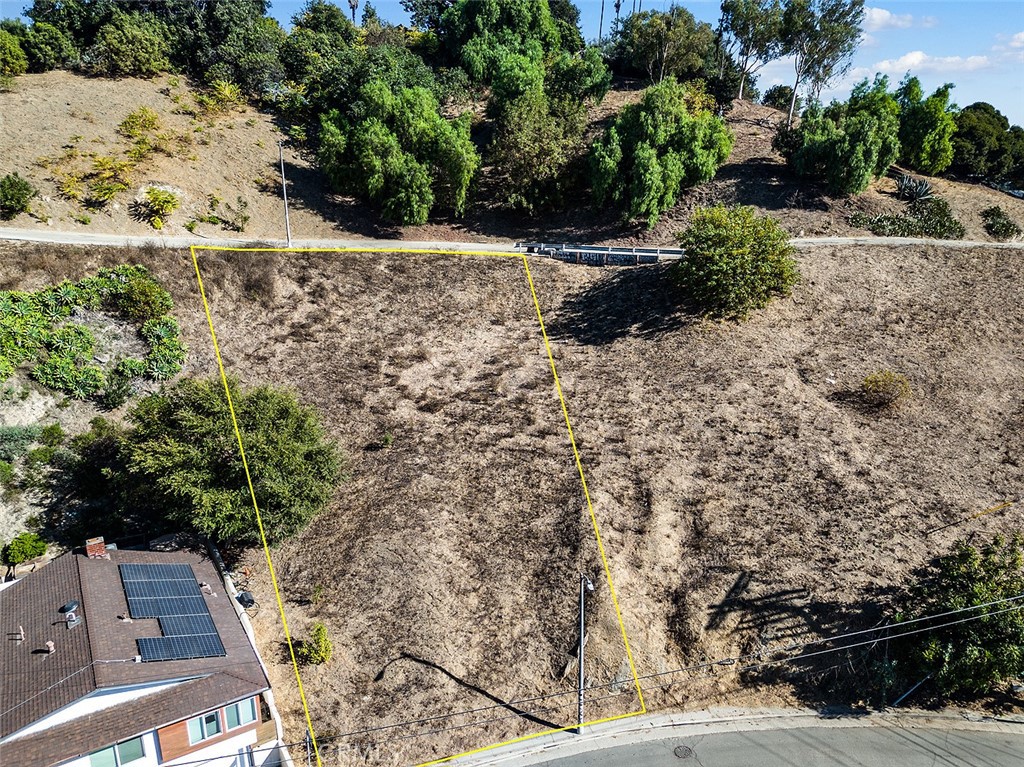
[895,173,934,202]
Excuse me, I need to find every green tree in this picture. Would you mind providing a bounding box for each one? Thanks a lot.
[83,11,170,77]
[22,21,77,71]
[780,0,864,125]
[490,88,579,213]
[2,532,47,565]
[891,535,1024,696]
[897,76,957,175]
[120,377,342,546]
[487,44,608,214]
[676,205,798,318]
[548,0,584,51]
[441,0,561,84]
[762,83,799,112]
[401,0,455,33]
[0,172,36,219]
[776,75,899,195]
[206,15,285,93]
[590,78,734,227]
[25,0,116,49]
[719,0,784,100]
[317,80,478,224]
[0,29,28,77]
[609,6,715,83]
[948,102,1024,184]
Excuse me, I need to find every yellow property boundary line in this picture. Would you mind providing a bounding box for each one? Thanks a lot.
[188,245,646,767]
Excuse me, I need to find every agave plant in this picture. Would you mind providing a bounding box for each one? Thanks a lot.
[895,173,934,202]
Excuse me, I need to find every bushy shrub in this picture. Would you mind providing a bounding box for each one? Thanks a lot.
[2,532,47,565]
[296,621,332,664]
[0,426,42,462]
[84,11,170,78]
[491,88,581,213]
[897,76,957,176]
[0,460,12,486]
[676,205,798,318]
[981,206,1022,241]
[777,76,900,196]
[118,272,173,322]
[861,370,911,408]
[762,84,799,113]
[204,16,285,95]
[890,534,1024,696]
[40,423,65,447]
[851,197,965,240]
[441,0,561,85]
[0,29,28,77]
[118,106,159,139]
[0,172,37,219]
[139,187,180,229]
[22,22,76,72]
[317,81,478,224]
[591,78,733,228]
[195,80,244,114]
[120,377,342,545]
[141,317,186,380]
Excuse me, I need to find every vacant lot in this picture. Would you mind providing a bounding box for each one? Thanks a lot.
[0,242,1021,765]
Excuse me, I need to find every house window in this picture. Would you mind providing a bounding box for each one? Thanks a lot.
[226,698,258,729]
[116,737,145,764]
[187,711,223,745]
[88,737,144,767]
[89,749,115,767]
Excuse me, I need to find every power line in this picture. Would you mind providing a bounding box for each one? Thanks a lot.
[636,591,1024,684]
[79,601,1024,767]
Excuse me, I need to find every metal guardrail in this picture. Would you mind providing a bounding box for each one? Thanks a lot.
[515,242,686,266]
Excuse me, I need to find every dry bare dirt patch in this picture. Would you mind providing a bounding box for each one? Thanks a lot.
[0,242,1021,764]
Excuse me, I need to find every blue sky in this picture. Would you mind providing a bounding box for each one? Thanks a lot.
[267,0,1024,124]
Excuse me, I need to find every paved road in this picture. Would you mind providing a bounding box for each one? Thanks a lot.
[530,726,1024,767]
[1,226,1022,254]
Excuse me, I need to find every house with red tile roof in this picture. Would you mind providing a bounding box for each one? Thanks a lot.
[0,538,288,767]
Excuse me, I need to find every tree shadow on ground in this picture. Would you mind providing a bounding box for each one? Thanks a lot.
[279,159,401,240]
[671,571,906,709]
[546,263,699,346]
[373,652,564,730]
[716,158,830,213]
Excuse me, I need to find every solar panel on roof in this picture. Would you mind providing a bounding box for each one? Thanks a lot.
[117,563,227,662]
[124,578,201,600]
[159,614,218,636]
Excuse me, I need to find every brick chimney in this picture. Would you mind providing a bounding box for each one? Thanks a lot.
[85,537,109,559]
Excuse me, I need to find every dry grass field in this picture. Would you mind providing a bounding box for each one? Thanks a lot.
[1,240,1021,765]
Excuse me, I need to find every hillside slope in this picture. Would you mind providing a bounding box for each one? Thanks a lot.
[2,73,1023,246]
[1,241,1019,764]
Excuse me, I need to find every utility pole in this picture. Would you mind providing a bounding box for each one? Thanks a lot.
[278,140,292,248]
[598,0,605,42]
[577,574,594,733]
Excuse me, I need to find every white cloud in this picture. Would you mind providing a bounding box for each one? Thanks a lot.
[921,16,938,28]
[861,32,879,48]
[1010,31,1024,49]
[863,7,914,32]
[874,51,991,74]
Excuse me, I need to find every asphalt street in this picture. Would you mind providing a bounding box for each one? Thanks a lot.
[530,726,1024,767]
